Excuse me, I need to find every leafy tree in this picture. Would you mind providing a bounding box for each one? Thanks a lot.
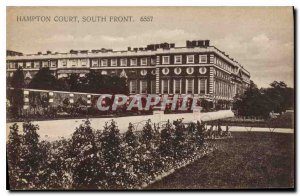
[18,122,40,189]
[67,74,80,92]
[195,121,205,147]
[10,67,25,89]
[234,80,294,118]
[70,119,103,189]
[233,80,272,118]
[124,123,138,148]
[8,68,25,117]
[101,120,124,188]
[7,123,22,188]
[28,68,57,90]
[265,81,293,113]
[70,120,103,189]
[141,119,154,147]
[159,120,173,157]
[173,119,187,158]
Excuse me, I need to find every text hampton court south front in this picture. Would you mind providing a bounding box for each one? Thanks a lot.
[16,15,135,23]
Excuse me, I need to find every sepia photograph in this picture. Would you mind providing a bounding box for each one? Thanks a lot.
[6,6,295,190]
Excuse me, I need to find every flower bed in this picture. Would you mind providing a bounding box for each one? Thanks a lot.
[7,118,229,190]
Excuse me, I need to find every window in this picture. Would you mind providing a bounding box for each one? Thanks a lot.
[140,80,147,93]
[61,59,67,67]
[92,59,98,67]
[162,79,169,94]
[162,68,169,75]
[43,61,49,67]
[9,62,16,69]
[174,55,182,64]
[26,62,31,68]
[111,59,117,66]
[140,69,147,76]
[18,62,24,68]
[50,60,57,67]
[198,79,207,95]
[186,55,194,64]
[173,79,181,94]
[130,58,137,66]
[141,58,147,66]
[186,67,194,75]
[120,58,127,66]
[81,59,87,66]
[162,56,170,64]
[199,55,207,63]
[101,59,108,67]
[186,79,194,94]
[71,59,77,67]
[129,80,137,94]
[174,67,182,75]
[199,67,207,74]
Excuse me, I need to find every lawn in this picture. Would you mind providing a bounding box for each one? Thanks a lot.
[147,132,294,190]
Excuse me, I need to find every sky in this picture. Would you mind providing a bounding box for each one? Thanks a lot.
[7,7,294,88]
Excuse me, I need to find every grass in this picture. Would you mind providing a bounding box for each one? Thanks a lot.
[218,112,294,128]
[146,132,294,190]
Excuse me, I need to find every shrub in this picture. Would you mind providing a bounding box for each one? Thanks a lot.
[70,120,103,189]
[7,124,22,188]
[7,118,224,190]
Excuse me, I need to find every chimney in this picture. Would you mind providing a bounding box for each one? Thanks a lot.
[128,47,131,51]
[192,40,197,47]
[37,52,42,55]
[204,40,210,47]
[198,40,204,47]
[186,40,192,48]
[46,50,52,54]
[70,50,78,54]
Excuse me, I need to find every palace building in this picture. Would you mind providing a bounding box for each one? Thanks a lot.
[6,40,250,105]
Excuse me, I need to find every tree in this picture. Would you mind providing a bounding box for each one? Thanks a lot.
[195,121,205,147]
[124,123,138,148]
[70,120,103,189]
[28,68,57,90]
[141,119,154,147]
[233,80,273,118]
[233,80,294,118]
[18,122,40,189]
[10,67,25,89]
[159,120,173,157]
[173,119,187,158]
[8,68,25,117]
[265,81,293,113]
[100,120,124,188]
[7,123,22,188]
[66,74,80,92]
